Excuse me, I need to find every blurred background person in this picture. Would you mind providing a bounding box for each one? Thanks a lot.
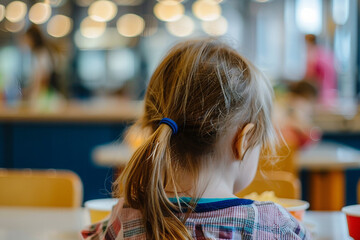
[262,80,321,175]
[275,80,321,150]
[21,24,68,110]
[305,34,337,108]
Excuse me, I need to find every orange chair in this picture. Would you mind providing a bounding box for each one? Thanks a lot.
[0,169,83,208]
[236,170,301,199]
[258,144,299,176]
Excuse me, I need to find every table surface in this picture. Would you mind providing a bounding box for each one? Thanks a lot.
[0,207,351,240]
[298,142,360,170]
[93,141,360,170]
[0,207,90,240]
[303,211,350,240]
[92,143,133,166]
[0,99,142,123]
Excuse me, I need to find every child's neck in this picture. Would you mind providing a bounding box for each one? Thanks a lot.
[165,162,238,199]
[197,172,238,198]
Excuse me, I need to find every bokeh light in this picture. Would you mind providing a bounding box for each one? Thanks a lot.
[117,14,145,37]
[201,16,228,36]
[5,1,27,23]
[166,15,194,37]
[192,0,221,21]
[153,1,184,22]
[47,15,72,38]
[80,17,106,38]
[29,3,52,24]
[296,0,322,34]
[5,19,25,32]
[332,0,349,25]
[74,27,130,49]
[88,0,117,22]
[0,5,5,22]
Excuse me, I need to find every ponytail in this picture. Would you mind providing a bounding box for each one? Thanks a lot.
[116,124,192,240]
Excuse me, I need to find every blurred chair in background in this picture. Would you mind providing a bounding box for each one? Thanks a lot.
[258,144,298,176]
[236,170,301,199]
[0,169,83,208]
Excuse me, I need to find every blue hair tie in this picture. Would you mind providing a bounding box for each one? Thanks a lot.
[160,118,178,135]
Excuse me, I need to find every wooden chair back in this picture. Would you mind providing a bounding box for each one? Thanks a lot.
[0,169,83,208]
[236,170,301,199]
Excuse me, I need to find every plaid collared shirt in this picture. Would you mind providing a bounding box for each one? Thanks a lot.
[81,198,310,239]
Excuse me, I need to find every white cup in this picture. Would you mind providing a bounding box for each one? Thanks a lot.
[84,198,118,223]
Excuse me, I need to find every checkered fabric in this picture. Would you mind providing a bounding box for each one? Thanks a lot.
[81,198,310,239]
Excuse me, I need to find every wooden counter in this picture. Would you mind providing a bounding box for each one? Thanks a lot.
[0,99,143,202]
[312,104,360,133]
[0,99,143,123]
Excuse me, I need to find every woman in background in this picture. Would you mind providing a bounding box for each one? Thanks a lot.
[22,24,67,109]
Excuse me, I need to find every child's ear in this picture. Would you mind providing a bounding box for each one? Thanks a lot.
[232,123,255,160]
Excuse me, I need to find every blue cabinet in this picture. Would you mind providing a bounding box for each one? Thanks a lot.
[300,133,360,206]
[0,122,128,202]
[321,133,360,206]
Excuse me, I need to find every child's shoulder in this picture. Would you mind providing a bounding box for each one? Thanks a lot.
[252,199,286,210]
[251,200,310,239]
[252,200,294,221]
[81,198,310,240]
[81,198,146,240]
[183,200,310,239]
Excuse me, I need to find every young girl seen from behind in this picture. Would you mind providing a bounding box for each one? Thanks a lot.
[81,39,310,240]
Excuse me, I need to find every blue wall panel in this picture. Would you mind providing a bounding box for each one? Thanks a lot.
[10,122,126,202]
[0,124,13,168]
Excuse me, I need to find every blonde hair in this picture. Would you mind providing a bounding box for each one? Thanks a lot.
[115,38,277,239]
